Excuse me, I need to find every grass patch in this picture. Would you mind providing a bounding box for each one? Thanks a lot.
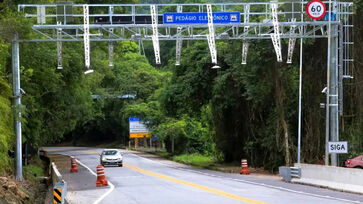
[130,147,217,169]
[153,151,171,159]
[23,157,46,181]
[172,154,215,169]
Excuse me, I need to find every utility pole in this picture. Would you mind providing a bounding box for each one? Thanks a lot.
[325,0,332,166]
[12,33,22,181]
[325,0,339,166]
[330,23,339,166]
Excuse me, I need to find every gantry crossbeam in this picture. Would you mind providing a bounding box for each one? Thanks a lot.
[18,2,353,42]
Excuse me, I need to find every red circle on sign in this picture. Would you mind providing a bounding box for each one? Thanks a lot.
[306,0,327,20]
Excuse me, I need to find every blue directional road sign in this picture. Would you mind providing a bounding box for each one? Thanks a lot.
[163,12,240,24]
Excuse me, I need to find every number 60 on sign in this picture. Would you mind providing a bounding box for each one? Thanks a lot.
[306,0,327,20]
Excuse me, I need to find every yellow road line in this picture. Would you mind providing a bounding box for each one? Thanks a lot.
[72,150,100,155]
[70,150,266,204]
[124,163,267,204]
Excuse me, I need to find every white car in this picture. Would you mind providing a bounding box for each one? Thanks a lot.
[100,149,123,167]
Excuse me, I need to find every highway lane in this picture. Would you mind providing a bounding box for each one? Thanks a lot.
[44,147,363,204]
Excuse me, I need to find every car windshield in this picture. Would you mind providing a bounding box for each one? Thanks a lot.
[103,150,117,155]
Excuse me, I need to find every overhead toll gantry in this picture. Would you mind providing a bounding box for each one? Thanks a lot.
[12,1,354,181]
[18,1,352,66]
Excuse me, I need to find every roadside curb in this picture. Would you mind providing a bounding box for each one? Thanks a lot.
[291,178,363,196]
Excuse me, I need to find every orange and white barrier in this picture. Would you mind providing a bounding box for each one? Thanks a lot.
[70,156,78,173]
[240,159,250,175]
[96,164,108,187]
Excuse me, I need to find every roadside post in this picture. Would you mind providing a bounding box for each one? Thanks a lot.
[53,180,67,204]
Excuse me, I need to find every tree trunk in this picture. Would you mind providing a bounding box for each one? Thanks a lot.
[273,63,291,166]
[281,114,291,165]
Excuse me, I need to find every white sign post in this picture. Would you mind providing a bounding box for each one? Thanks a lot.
[306,0,326,20]
[328,141,348,154]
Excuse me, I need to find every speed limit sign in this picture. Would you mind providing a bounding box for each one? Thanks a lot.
[306,0,327,20]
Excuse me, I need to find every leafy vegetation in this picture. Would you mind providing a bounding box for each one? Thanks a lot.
[173,154,215,168]
[0,0,362,174]
[0,41,13,174]
[23,158,45,181]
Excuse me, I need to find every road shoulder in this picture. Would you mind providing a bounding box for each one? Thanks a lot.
[48,154,110,204]
[126,149,363,203]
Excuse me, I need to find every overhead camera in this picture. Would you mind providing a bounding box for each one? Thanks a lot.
[321,87,327,94]
[20,88,26,95]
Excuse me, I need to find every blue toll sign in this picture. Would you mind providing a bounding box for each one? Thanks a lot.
[163,12,240,24]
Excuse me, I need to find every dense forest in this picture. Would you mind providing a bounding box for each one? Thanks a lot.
[0,0,362,174]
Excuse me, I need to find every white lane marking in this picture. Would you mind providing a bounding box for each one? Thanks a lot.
[178,168,362,204]
[76,159,115,204]
[123,150,362,204]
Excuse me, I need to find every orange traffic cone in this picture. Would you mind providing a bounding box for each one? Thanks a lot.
[240,159,250,175]
[96,164,108,187]
[70,156,78,173]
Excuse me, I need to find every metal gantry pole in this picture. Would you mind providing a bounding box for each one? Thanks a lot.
[287,18,297,64]
[325,0,332,166]
[83,4,90,69]
[150,5,161,64]
[57,21,63,69]
[12,33,22,181]
[108,28,114,67]
[241,4,250,65]
[175,5,183,66]
[334,1,340,166]
[206,4,217,65]
[297,37,303,165]
[330,24,339,166]
[270,2,282,62]
[297,0,304,166]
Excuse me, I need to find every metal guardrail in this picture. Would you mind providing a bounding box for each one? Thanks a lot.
[290,167,301,178]
[279,166,301,181]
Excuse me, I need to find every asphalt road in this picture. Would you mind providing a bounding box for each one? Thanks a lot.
[44,147,363,204]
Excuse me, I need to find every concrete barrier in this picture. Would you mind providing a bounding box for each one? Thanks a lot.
[51,162,63,186]
[291,163,363,194]
[51,162,68,204]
